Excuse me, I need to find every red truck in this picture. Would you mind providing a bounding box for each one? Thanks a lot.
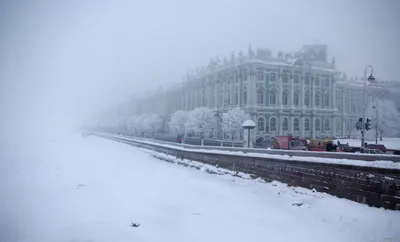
[273,136,308,151]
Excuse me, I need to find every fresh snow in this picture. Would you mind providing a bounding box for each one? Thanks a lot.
[108,134,400,170]
[1,133,399,242]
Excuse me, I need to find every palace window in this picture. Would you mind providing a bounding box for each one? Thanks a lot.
[270,117,277,131]
[324,77,330,87]
[282,118,289,131]
[315,92,321,106]
[325,119,331,131]
[257,89,264,105]
[324,94,330,108]
[305,75,310,85]
[293,92,299,106]
[270,90,276,105]
[304,92,310,106]
[305,119,310,131]
[270,72,277,82]
[315,119,321,131]
[257,117,265,131]
[282,91,289,105]
[294,75,300,84]
[282,74,288,83]
[315,77,320,86]
[294,118,300,131]
[336,120,341,133]
[257,71,264,81]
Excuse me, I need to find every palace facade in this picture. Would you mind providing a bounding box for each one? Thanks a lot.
[135,44,397,140]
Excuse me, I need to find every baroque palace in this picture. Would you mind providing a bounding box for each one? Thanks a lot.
[133,44,398,139]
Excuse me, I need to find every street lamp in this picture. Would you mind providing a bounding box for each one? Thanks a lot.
[361,65,375,150]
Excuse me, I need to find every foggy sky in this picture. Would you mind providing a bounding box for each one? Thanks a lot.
[1,0,399,137]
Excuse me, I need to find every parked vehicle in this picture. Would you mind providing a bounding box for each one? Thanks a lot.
[365,144,387,153]
[308,139,344,152]
[356,148,385,154]
[273,136,308,151]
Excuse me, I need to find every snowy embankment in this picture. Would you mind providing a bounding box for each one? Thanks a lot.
[1,133,399,242]
[335,138,400,150]
[107,134,400,170]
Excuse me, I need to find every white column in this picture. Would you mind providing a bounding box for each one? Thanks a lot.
[312,116,316,138]
[300,117,305,137]
[290,70,294,107]
[289,116,294,134]
[342,118,346,137]
[238,72,242,107]
[278,69,283,108]
[332,76,336,110]
[300,71,305,107]
[278,115,283,136]
[249,66,256,106]
[332,117,336,137]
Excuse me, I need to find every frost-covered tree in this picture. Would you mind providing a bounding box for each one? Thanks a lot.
[185,107,214,145]
[221,107,249,146]
[366,99,400,139]
[126,115,138,134]
[147,113,163,136]
[169,110,188,135]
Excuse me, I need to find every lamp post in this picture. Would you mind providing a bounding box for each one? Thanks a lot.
[361,65,375,150]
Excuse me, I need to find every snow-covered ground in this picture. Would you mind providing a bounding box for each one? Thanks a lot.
[1,133,399,242]
[335,138,400,150]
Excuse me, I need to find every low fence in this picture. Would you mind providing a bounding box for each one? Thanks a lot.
[104,133,400,163]
[97,133,400,210]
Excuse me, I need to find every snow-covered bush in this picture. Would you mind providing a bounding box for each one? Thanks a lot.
[169,110,188,135]
[221,107,249,144]
[185,107,214,145]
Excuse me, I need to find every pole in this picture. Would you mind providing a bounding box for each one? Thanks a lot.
[247,129,250,148]
[361,65,373,150]
[361,72,367,149]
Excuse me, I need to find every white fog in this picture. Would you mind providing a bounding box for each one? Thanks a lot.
[1,0,400,241]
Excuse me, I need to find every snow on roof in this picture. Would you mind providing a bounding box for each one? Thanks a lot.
[242,119,256,128]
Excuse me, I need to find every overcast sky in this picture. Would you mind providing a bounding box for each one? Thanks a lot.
[0,0,399,136]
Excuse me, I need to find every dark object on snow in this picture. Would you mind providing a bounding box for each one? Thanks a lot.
[130,223,140,228]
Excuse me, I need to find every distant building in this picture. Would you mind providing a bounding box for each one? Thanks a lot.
[134,44,398,140]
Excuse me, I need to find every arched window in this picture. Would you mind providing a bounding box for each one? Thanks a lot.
[324,94,330,108]
[282,91,289,105]
[315,92,321,107]
[315,119,321,131]
[270,117,277,131]
[304,92,310,106]
[282,118,289,131]
[351,104,356,113]
[294,118,300,131]
[336,120,341,133]
[257,117,265,131]
[257,89,264,105]
[270,90,276,105]
[293,92,299,106]
[305,119,310,131]
[243,88,247,105]
[346,121,352,132]
[325,119,330,131]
